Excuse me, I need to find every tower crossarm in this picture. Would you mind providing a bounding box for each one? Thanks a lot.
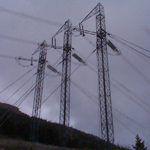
[79,3,104,36]
[52,20,72,49]
[79,3,102,24]
[52,20,70,38]
[72,27,96,35]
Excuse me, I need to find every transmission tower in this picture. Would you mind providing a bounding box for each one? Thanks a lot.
[52,20,72,127]
[79,3,114,144]
[52,19,72,146]
[60,21,72,127]
[30,40,48,142]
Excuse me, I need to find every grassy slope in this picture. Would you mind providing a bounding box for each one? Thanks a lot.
[0,136,80,150]
[0,103,131,150]
[0,136,131,150]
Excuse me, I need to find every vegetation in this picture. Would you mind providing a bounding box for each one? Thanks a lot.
[0,136,79,150]
[132,134,147,150]
[0,102,130,150]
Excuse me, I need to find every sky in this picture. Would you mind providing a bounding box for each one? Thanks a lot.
[0,0,150,149]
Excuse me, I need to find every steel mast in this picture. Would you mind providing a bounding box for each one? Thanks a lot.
[60,20,72,127]
[52,19,72,127]
[30,40,47,142]
[52,20,72,146]
[79,3,114,143]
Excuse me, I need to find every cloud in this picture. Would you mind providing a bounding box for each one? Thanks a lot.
[0,0,150,148]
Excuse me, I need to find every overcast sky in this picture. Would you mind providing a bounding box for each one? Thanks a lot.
[0,0,150,149]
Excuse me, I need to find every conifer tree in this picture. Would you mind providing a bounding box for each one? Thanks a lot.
[132,134,147,150]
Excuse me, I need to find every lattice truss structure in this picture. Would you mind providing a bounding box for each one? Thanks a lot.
[30,2,114,144]
[79,3,114,143]
[30,40,47,142]
[52,20,72,127]
[60,21,72,126]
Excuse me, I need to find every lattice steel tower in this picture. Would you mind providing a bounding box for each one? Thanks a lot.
[52,20,72,127]
[30,40,47,142]
[79,3,114,143]
[52,20,72,147]
[60,21,72,127]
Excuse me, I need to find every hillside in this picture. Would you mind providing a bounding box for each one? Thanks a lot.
[0,102,130,150]
[0,102,21,114]
[0,136,80,150]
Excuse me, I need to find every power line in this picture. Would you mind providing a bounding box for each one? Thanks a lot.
[82,33,150,69]
[70,75,150,141]
[0,76,37,120]
[73,48,97,68]
[108,33,150,53]
[113,108,150,133]
[0,34,38,45]
[42,49,96,104]
[71,78,150,133]
[0,54,63,122]
[0,55,60,106]
[13,79,38,107]
[1,48,149,147]
[0,83,35,127]
[0,69,50,126]
[76,82,150,145]
[84,36,96,47]
[71,81,97,103]
[73,48,150,113]
[0,6,62,27]
[86,31,150,63]
[113,116,150,147]
[2,68,146,146]
[0,56,61,104]
[82,33,150,108]
[111,82,150,114]
[4,71,37,103]
[75,47,150,110]
[0,56,64,124]
[76,78,150,147]
[0,66,36,94]
[128,48,150,64]
[107,34,150,64]
[0,54,17,59]
[116,37,150,59]
[121,54,150,84]
[111,76,150,108]
[113,116,136,135]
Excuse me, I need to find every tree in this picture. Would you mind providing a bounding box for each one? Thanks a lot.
[132,134,147,150]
